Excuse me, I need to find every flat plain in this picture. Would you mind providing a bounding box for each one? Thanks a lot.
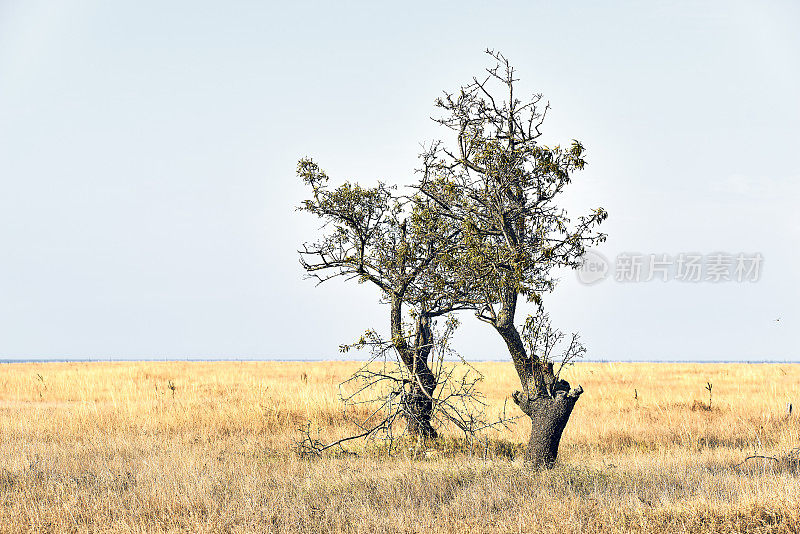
[0,361,798,533]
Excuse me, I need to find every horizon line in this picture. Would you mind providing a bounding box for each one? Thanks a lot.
[1,357,798,365]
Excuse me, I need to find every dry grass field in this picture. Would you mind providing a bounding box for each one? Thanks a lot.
[0,360,799,533]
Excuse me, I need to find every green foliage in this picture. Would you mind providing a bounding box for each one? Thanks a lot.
[298,49,608,402]
[417,56,608,316]
[297,157,468,308]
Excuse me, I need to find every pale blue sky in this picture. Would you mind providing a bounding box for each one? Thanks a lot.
[1,1,798,361]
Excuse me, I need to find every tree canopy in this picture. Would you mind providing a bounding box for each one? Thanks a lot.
[416,50,607,404]
[298,50,608,466]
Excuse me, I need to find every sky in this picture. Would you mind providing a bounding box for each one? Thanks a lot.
[0,1,798,362]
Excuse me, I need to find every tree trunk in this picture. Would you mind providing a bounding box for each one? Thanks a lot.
[402,383,437,439]
[390,295,438,440]
[494,289,583,468]
[513,385,583,468]
[402,312,438,439]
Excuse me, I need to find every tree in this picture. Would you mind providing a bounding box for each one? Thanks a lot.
[297,161,477,438]
[297,50,607,466]
[417,50,608,467]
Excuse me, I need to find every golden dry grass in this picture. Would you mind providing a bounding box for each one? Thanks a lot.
[1,361,799,533]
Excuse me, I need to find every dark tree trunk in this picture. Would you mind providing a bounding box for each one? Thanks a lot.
[513,386,583,467]
[402,312,438,439]
[496,289,584,468]
[390,295,438,439]
[402,382,437,439]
